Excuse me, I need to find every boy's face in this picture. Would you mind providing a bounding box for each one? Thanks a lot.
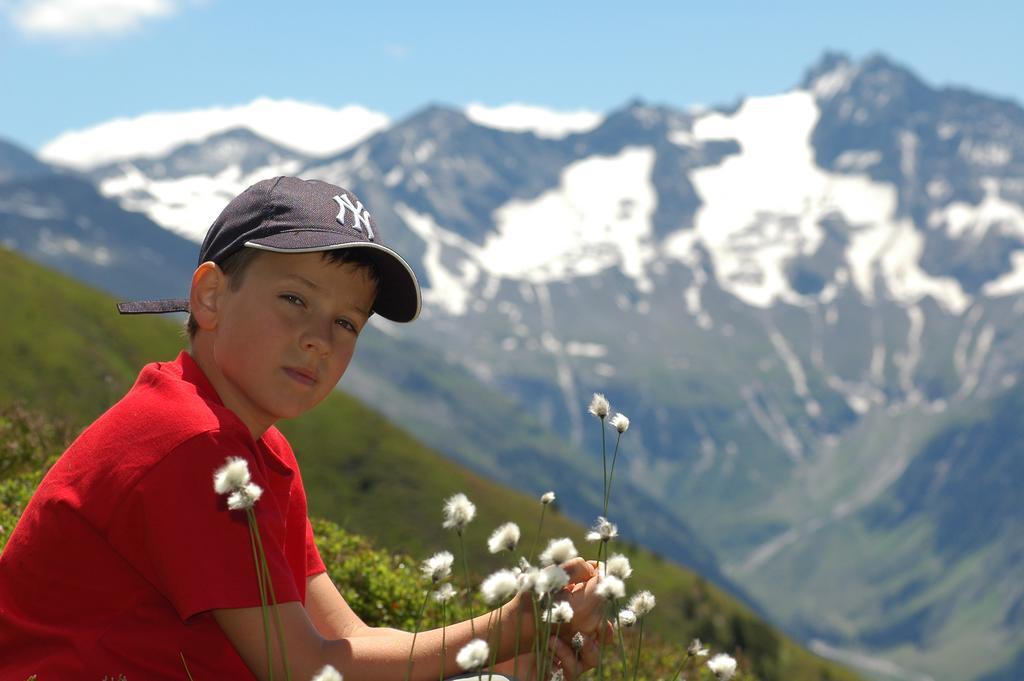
[199,250,377,436]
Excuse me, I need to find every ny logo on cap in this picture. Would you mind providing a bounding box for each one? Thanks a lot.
[333,194,375,241]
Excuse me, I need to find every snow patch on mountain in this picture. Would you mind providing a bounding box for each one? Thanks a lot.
[99,164,260,242]
[479,147,657,287]
[465,103,603,139]
[678,90,970,315]
[40,99,389,169]
[393,204,481,316]
[393,147,658,315]
[983,251,1024,297]
[928,178,1024,242]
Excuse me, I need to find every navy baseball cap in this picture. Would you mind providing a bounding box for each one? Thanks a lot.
[117,176,421,323]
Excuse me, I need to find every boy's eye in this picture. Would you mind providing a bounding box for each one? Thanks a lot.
[336,318,358,333]
[281,294,305,307]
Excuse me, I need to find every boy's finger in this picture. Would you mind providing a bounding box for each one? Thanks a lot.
[559,557,597,582]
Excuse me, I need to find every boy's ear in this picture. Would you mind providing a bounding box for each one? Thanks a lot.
[190,261,225,332]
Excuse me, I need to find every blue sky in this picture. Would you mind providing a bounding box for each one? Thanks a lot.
[2,0,1021,151]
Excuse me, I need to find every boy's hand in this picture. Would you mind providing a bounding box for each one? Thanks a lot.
[495,633,600,681]
[559,558,614,642]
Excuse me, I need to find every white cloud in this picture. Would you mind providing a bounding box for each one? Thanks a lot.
[7,0,175,37]
[465,103,603,139]
[39,97,390,169]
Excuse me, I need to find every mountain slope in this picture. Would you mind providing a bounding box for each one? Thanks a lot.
[0,246,860,681]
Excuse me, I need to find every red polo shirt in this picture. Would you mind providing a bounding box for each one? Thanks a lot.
[0,352,326,679]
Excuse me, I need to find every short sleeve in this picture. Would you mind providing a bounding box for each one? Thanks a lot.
[305,517,326,579]
[107,430,302,621]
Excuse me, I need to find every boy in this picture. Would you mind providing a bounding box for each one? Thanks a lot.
[0,177,605,680]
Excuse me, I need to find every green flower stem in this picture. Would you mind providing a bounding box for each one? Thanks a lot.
[405,589,431,681]
[487,605,503,678]
[457,531,476,638]
[250,511,291,681]
[669,652,694,681]
[604,432,623,514]
[528,505,548,564]
[439,600,447,681]
[530,594,543,681]
[246,510,273,681]
[614,598,628,679]
[600,417,608,517]
[179,652,195,681]
[631,619,645,681]
[512,596,524,681]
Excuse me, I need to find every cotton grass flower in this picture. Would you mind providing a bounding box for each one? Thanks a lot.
[213,456,251,494]
[616,609,637,628]
[609,412,630,433]
[514,564,539,593]
[571,632,586,654]
[487,522,521,554]
[226,483,263,510]
[541,491,556,505]
[586,516,618,543]
[311,665,342,681]
[212,457,263,510]
[539,538,578,566]
[534,565,570,595]
[707,653,737,680]
[480,569,518,605]
[433,583,456,603]
[627,590,656,618]
[456,639,490,671]
[542,601,574,624]
[595,574,625,600]
[588,393,610,419]
[549,668,565,681]
[606,553,633,580]
[688,638,709,657]
[442,493,476,532]
[421,551,454,584]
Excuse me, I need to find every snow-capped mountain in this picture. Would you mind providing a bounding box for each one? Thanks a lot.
[25,52,1024,681]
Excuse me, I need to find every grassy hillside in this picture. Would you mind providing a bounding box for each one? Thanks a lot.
[0,247,860,681]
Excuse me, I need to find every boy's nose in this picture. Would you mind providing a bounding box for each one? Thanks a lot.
[300,320,332,355]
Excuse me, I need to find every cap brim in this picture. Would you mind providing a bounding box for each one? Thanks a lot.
[245,231,421,323]
[117,298,189,314]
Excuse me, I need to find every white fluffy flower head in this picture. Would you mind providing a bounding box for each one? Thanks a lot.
[616,609,637,628]
[627,590,656,618]
[606,554,633,580]
[456,639,489,671]
[487,522,521,554]
[442,492,476,532]
[549,668,565,681]
[421,551,454,583]
[609,412,630,433]
[595,574,625,600]
[543,601,574,624]
[481,569,518,604]
[588,393,610,419]
[688,638,709,657]
[534,565,570,595]
[539,537,578,566]
[707,653,737,680]
[434,583,456,603]
[585,517,618,543]
[213,457,251,494]
[515,563,539,594]
[311,665,342,681]
[227,483,263,510]
[571,631,585,653]
[540,491,556,505]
